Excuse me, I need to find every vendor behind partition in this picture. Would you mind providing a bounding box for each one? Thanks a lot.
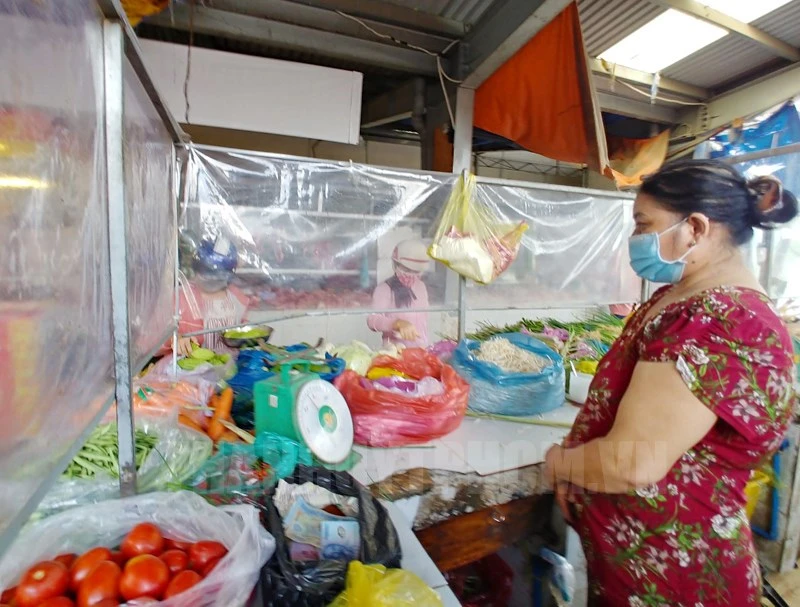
[367,240,430,348]
[164,235,250,356]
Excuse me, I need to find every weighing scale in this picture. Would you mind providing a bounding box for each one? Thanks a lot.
[253,360,354,465]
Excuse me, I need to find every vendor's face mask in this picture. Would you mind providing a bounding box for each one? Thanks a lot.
[628,219,695,284]
[395,268,420,288]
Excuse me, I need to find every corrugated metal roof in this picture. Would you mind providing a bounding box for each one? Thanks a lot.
[577,0,664,57]
[381,0,494,26]
[662,0,800,89]
[578,0,800,90]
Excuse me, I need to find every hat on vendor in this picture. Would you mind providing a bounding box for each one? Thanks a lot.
[392,239,431,274]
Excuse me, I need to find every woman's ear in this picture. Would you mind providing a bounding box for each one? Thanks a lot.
[686,213,710,243]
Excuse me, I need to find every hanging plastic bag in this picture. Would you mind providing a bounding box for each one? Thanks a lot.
[334,349,470,447]
[450,334,565,416]
[329,561,443,607]
[255,466,403,607]
[0,491,275,607]
[428,173,528,285]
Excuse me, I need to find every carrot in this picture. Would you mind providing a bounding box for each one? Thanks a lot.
[178,414,205,434]
[218,430,243,443]
[207,388,234,442]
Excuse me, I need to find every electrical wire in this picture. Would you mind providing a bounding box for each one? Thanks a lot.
[615,78,707,106]
[335,10,461,126]
[183,0,195,124]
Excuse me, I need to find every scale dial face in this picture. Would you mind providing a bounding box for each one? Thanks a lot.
[294,379,354,464]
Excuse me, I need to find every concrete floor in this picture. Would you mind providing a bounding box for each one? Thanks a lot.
[768,563,800,606]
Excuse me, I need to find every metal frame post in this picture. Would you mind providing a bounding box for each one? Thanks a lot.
[104,19,137,496]
[452,87,475,341]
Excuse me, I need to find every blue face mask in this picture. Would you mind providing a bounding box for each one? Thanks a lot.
[628,219,694,284]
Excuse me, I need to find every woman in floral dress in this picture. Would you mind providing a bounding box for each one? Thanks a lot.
[545,160,798,607]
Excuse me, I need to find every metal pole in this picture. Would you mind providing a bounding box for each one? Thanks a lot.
[104,19,137,496]
[453,87,475,341]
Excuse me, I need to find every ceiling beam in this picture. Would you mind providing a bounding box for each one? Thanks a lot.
[458,0,573,89]
[648,0,800,62]
[288,0,466,38]
[200,0,454,53]
[591,58,710,100]
[596,91,679,124]
[678,61,800,136]
[146,4,439,76]
[361,80,417,128]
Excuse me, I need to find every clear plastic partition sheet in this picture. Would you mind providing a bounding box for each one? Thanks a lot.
[124,58,176,365]
[735,153,800,300]
[0,0,114,535]
[180,146,458,331]
[467,181,640,309]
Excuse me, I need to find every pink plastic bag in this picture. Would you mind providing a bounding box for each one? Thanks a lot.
[334,349,470,447]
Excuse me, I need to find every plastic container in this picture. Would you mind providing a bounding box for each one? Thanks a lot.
[745,470,770,520]
[567,371,593,405]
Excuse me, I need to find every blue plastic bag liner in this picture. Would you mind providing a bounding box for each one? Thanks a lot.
[451,333,565,416]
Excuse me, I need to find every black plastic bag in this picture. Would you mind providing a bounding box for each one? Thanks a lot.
[254,465,402,607]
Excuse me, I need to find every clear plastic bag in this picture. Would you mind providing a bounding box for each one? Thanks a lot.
[428,173,527,285]
[450,334,565,416]
[329,561,443,607]
[0,491,275,607]
[34,415,213,520]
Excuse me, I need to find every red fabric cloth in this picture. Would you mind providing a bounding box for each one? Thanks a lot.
[565,286,795,606]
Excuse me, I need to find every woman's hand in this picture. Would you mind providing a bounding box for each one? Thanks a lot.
[545,444,575,525]
[177,337,196,357]
[393,319,419,341]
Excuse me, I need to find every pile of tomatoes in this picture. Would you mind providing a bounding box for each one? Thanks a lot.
[1,523,228,607]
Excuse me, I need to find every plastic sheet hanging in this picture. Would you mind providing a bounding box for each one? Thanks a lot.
[450,334,565,416]
[179,145,458,321]
[467,179,639,309]
[429,172,528,285]
[0,0,116,537]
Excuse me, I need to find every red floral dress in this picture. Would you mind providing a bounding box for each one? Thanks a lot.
[565,286,796,607]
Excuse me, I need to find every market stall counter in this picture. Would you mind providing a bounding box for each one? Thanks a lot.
[350,405,579,572]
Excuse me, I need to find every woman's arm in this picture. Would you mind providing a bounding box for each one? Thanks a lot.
[366,283,396,333]
[546,361,717,493]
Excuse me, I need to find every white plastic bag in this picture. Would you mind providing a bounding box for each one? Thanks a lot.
[0,491,275,607]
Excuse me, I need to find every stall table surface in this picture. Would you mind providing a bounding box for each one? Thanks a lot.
[352,404,580,577]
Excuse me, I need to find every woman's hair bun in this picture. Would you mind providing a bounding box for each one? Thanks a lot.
[746,175,799,229]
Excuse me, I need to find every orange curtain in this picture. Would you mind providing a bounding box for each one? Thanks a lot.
[474,2,607,172]
[605,130,670,188]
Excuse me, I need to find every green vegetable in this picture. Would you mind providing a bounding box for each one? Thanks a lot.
[191,347,216,361]
[224,328,270,339]
[63,424,158,480]
[178,357,206,371]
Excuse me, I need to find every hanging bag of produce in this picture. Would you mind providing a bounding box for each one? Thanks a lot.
[0,491,275,607]
[428,172,528,285]
[450,333,565,416]
[334,348,470,447]
[251,466,402,607]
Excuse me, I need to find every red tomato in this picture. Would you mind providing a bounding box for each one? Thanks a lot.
[119,555,170,601]
[188,542,227,572]
[0,587,15,603]
[70,548,112,593]
[120,523,165,560]
[16,561,70,607]
[202,557,221,577]
[164,539,192,552]
[76,561,121,607]
[91,601,119,607]
[54,554,77,569]
[159,550,188,576]
[39,598,75,607]
[163,570,202,599]
[109,551,126,568]
[126,599,157,605]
